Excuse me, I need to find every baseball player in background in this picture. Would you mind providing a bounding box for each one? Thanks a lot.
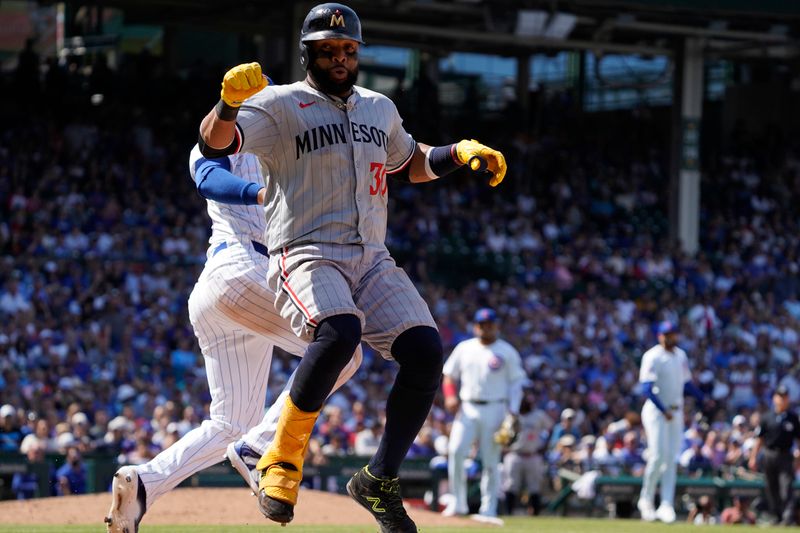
[196,3,507,531]
[104,149,362,533]
[502,392,550,516]
[441,308,526,518]
[637,321,703,523]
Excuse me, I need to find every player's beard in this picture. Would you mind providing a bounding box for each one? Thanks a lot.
[309,62,358,97]
[478,330,498,344]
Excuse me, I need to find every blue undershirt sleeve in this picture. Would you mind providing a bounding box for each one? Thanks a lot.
[192,155,261,205]
[641,381,668,414]
[683,381,704,403]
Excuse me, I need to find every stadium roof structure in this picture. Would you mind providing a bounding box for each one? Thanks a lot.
[63,0,800,59]
[45,0,797,256]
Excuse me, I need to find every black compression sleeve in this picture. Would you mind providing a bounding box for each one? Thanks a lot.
[197,126,241,158]
[214,99,239,121]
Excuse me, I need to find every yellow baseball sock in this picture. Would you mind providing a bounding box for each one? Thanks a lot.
[257,396,320,506]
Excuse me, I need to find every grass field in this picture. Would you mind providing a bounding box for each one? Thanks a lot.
[1,517,798,533]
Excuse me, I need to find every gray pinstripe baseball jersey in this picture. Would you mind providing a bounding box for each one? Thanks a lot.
[234,81,415,253]
[231,80,436,357]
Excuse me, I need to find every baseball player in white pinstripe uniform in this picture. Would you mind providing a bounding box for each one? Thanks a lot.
[442,308,526,518]
[637,321,703,524]
[197,4,507,531]
[104,148,362,533]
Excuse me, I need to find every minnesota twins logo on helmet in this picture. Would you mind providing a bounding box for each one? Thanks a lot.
[330,10,345,28]
[299,3,365,69]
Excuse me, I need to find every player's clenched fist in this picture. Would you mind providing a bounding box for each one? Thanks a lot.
[221,62,269,107]
[456,139,507,187]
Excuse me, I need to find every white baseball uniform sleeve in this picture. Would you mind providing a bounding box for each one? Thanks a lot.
[442,342,463,381]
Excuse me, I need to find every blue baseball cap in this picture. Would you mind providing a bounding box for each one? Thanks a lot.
[473,308,498,323]
[774,384,790,397]
[657,321,678,335]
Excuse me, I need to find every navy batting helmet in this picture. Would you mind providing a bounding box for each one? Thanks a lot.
[299,3,364,69]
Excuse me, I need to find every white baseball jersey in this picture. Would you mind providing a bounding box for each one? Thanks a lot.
[234,81,415,253]
[443,338,526,402]
[187,147,303,353]
[445,336,525,517]
[639,344,691,409]
[190,145,266,247]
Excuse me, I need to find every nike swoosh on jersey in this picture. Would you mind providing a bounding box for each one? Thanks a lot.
[299,101,316,109]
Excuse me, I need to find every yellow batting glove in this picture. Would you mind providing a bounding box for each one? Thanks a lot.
[220,62,269,107]
[455,139,507,187]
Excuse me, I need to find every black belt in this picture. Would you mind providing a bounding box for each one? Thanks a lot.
[467,399,505,405]
[515,452,537,458]
[212,240,269,258]
[764,447,792,455]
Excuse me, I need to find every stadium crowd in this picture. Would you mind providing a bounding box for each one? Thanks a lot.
[0,49,799,520]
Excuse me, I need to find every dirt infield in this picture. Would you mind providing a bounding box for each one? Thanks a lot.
[0,488,478,528]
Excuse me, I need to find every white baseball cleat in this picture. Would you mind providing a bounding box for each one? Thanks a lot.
[439,493,468,517]
[637,498,656,522]
[104,466,145,533]
[226,439,261,494]
[655,503,676,523]
[470,514,505,526]
[441,504,468,517]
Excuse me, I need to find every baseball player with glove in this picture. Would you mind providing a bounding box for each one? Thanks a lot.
[502,393,550,515]
[197,3,506,531]
[637,321,703,523]
[104,148,362,532]
[441,308,526,518]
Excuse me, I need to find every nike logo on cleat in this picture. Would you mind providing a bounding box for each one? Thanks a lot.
[299,101,316,109]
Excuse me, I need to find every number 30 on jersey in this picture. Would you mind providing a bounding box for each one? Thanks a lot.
[369,162,388,196]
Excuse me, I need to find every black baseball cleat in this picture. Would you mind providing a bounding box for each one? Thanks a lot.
[258,490,294,525]
[346,466,417,533]
[257,460,300,525]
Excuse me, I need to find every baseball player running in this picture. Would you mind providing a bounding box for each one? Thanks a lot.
[196,3,507,531]
[104,148,362,532]
[637,321,703,523]
[441,308,526,518]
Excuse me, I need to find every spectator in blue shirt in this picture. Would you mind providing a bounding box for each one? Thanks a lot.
[0,404,22,452]
[583,354,617,390]
[547,408,581,451]
[11,440,47,499]
[55,447,87,496]
[614,431,646,475]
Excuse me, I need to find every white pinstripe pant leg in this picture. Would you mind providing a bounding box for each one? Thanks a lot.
[136,332,272,509]
[659,413,683,505]
[242,346,363,454]
[477,403,505,517]
[136,245,282,510]
[640,404,682,506]
[447,404,477,515]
